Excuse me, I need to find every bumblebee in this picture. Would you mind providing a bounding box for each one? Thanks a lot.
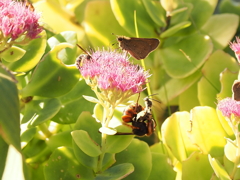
[118,96,156,136]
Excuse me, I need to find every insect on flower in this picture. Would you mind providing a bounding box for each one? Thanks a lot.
[76,44,92,68]
[117,95,158,136]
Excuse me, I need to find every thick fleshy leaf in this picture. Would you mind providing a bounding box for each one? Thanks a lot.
[84,1,129,46]
[34,1,85,42]
[93,103,104,123]
[189,106,227,156]
[160,21,191,38]
[110,0,158,37]
[182,152,213,180]
[208,154,231,180]
[21,43,80,97]
[198,50,238,107]
[72,112,101,170]
[51,80,95,124]
[157,70,202,104]
[148,152,176,180]
[0,136,9,179]
[21,98,61,127]
[72,130,102,157]
[74,112,101,144]
[160,33,213,78]
[95,163,134,180]
[0,46,26,62]
[179,82,200,111]
[0,66,20,151]
[105,125,134,153]
[216,110,234,138]
[46,130,72,151]
[2,31,47,72]
[115,139,152,180]
[224,139,236,163]
[161,111,198,162]
[176,0,217,35]
[44,147,94,180]
[218,69,238,99]
[20,127,37,148]
[141,0,166,27]
[201,14,239,49]
[219,0,240,15]
[47,31,78,64]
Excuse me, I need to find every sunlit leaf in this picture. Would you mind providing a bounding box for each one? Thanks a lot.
[2,31,47,72]
[21,43,80,97]
[161,111,198,162]
[182,152,213,180]
[0,46,26,62]
[160,33,213,78]
[189,106,227,156]
[208,154,231,180]
[198,50,238,107]
[201,14,239,49]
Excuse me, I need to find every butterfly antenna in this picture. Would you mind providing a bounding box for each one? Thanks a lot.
[77,44,92,57]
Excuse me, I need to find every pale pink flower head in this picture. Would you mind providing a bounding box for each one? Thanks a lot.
[0,0,42,40]
[230,37,240,63]
[217,97,240,118]
[76,49,151,104]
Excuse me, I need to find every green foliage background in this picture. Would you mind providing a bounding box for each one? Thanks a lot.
[1,0,240,179]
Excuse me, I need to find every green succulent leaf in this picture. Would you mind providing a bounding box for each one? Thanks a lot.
[72,130,102,157]
[157,69,202,104]
[198,50,238,107]
[182,152,213,180]
[160,33,213,78]
[161,111,198,162]
[110,0,158,37]
[44,147,94,180]
[21,98,61,127]
[148,152,176,180]
[21,43,80,97]
[115,139,152,180]
[0,46,26,62]
[2,30,47,72]
[47,31,78,64]
[84,1,129,46]
[0,66,20,151]
[189,106,227,156]
[95,163,134,180]
[201,14,239,49]
[208,154,231,180]
[141,0,166,27]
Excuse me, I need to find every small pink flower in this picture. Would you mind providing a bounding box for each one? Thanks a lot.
[217,98,240,117]
[77,50,150,94]
[0,0,42,40]
[230,37,240,63]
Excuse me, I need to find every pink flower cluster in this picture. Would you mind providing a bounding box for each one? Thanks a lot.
[0,0,42,40]
[217,98,240,118]
[230,37,240,63]
[78,50,150,94]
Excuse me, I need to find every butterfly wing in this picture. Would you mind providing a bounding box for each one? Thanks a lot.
[119,37,159,60]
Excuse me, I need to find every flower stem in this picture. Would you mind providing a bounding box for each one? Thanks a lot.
[97,104,115,173]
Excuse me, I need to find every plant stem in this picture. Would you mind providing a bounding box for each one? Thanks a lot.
[97,104,115,173]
